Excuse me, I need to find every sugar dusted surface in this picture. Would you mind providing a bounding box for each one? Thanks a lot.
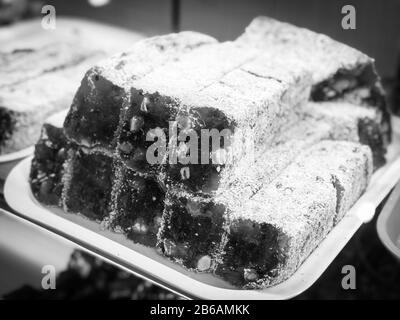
[92,31,218,90]
[238,16,372,84]
[129,43,311,123]
[27,25,386,290]
[216,101,378,209]
[233,141,372,288]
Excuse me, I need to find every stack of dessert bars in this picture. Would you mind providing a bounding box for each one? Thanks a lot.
[30,17,389,288]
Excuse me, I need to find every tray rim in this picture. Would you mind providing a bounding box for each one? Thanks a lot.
[0,146,34,164]
[5,154,400,300]
[0,207,193,300]
[377,181,400,260]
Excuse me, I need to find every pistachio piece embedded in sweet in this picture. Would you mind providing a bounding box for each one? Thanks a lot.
[132,147,146,161]
[180,167,190,180]
[118,141,134,154]
[132,218,148,234]
[177,115,191,130]
[130,176,146,192]
[185,200,202,217]
[332,78,351,93]
[243,268,258,282]
[196,255,212,271]
[323,87,336,98]
[57,147,66,159]
[39,179,52,195]
[140,96,150,112]
[163,239,176,256]
[130,116,144,132]
[153,215,163,227]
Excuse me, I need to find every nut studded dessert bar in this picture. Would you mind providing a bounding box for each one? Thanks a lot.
[63,32,218,150]
[223,101,384,202]
[0,42,100,88]
[157,118,328,272]
[159,191,226,271]
[216,141,372,288]
[238,17,382,101]
[305,101,386,168]
[107,163,165,247]
[62,149,114,221]
[0,51,105,154]
[30,116,68,206]
[157,102,378,272]
[117,45,312,193]
[28,32,217,233]
[63,149,165,244]
[238,16,391,143]
[104,44,311,246]
[27,19,391,290]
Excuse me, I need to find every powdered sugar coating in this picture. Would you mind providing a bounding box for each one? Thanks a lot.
[238,16,372,85]
[227,141,372,288]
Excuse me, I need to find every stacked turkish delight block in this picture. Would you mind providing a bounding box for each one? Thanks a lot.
[0,42,108,155]
[30,17,390,288]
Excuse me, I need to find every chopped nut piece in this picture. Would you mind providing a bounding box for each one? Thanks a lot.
[197,255,212,271]
[130,116,144,132]
[244,268,259,282]
[140,97,150,112]
[180,167,190,180]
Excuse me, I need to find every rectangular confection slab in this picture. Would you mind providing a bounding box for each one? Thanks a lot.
[159,141,372,287]
[304,102,386,168]
[0,54,104,155]
[29,123,68,206]
[63,32,314,199]
[0,42,101,89]
[0,17,145,158]
[31,122,167,247]
[30,98,385,264]
[116,47,312,193]
[63,32,218,150]
[159,190,227,270]
[157,101,384,275]
[238,17,377,98]
[238,17,391,142]
[9,17,398,298]
[215,141,372,288]
[108,162,165,247]
[0,17,144,55]
[22,110,67,203]
[62,148,115,221]
[4,125,400,299]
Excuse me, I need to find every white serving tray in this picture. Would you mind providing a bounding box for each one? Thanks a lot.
[0,146,34,164]
[5,130,400,299]
[0,147,34,185]
[377,178,400,261]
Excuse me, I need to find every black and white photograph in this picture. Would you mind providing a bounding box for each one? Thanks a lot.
[0,0,400,306]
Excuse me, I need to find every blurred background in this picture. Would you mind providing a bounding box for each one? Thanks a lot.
[0,0,400,77]
[1,0,400,78]
[0,0,399,300]
[1,0,399,112]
